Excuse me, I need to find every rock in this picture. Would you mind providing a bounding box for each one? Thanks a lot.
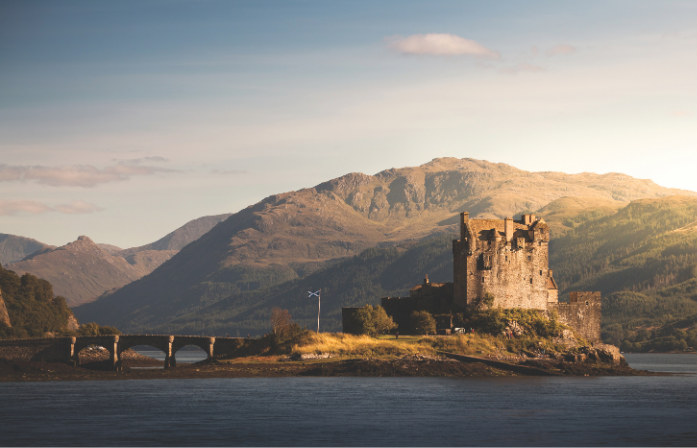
[563,344,626,366]
[504,320,525,337]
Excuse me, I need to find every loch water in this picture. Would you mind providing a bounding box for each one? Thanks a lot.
[1,354,696,446]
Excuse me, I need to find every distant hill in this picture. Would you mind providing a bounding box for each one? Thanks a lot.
[6,236,173,307]
[118,213,232,256]
[3,213,231,307]
[73,158,694,333]
[0,234,52,265]
[0,264,78,339]
[98,243,123,255]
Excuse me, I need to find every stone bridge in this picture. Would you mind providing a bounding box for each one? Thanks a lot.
[0,334,252,370]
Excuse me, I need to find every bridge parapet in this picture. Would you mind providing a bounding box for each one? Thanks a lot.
[0,335,256,370]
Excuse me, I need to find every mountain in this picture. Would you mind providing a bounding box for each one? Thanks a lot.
[147,195,697,339]
[73,157,694,332]
[98,244,123,255]
[6,236,175,307]
[0,263,78,339]
[0,234,52,265]
[3,213,231,307]
[118,213,232,256]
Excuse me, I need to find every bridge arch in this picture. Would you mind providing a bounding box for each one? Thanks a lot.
[118,335,174,369]
[71,336,118,367]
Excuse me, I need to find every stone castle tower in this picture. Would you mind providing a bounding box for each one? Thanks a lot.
[452,212,558,310]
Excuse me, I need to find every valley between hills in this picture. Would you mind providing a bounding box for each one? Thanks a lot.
[4,157,697,351]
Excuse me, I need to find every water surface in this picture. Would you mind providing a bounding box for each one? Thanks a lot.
[1,354,695,446]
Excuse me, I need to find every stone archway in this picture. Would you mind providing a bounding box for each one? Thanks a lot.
[70,336,119,368]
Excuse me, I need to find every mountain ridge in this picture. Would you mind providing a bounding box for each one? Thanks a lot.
[73,157,695,331]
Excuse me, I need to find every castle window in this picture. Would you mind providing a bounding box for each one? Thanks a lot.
[505,256,508,262]
[482,277,485,283]
[530,278,533,284]
[540,270,543,275]
[528,256,532,261]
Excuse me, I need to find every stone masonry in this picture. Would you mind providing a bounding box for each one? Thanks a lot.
[453,212,558,309]
[549,292,602,343]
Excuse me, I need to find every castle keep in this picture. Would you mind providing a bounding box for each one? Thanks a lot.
[453,212,558,309]
[348,212,602,342]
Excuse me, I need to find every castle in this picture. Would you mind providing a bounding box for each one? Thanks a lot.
[344,212,601,342]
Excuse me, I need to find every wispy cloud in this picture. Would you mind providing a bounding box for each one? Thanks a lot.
[54,200,105,214]
[0,200,103,216]
[210,169,249,175]
[0,162,177,187]
[112,156,169,164]
[386,33,500,58]
[499,63,546,75]
[546,44,577,56]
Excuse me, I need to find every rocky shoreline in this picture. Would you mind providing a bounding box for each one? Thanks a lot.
[0,351,658,382]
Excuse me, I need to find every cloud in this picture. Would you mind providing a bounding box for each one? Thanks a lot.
[0,200,54,216]
[386,33,500,58]
[0,200,103,216]
[54,200,105,214]
[546,44,577,56]
[210,169,249,175]
[0,163,176,187]
[499,63,546,75]
[112,156,169,164]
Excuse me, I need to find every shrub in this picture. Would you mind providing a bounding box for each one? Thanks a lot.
[410,311,436,335]
[344,305,397,336]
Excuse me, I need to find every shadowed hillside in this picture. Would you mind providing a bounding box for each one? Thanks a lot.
[118,213,232,256]
[0,234,52,266]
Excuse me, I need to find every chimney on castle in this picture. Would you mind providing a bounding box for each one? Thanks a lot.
[504,217,514,242]
[424,274,430,285]
[460,212,469,242]
[523,214,536,225]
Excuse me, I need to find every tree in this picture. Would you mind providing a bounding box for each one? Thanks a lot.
[410,311,436,335]
[344,305,397,336]
[270,307,293,336]
[371,306,397,335]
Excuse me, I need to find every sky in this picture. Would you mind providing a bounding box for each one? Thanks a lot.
[1,0,696,248]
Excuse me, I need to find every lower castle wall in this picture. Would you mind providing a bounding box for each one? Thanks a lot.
[549,292,601,343]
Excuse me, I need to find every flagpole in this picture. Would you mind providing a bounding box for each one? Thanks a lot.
[317,291,320,334]
[308,289,321,334]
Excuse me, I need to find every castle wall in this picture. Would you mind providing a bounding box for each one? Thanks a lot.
[453,212,555,310]
[550,292,601,343]
[465,243,551,310]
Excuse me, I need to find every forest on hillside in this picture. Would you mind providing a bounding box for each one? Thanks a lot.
[0,264,74,338]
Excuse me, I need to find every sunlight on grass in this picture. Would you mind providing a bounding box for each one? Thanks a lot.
[292,332,430,357]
